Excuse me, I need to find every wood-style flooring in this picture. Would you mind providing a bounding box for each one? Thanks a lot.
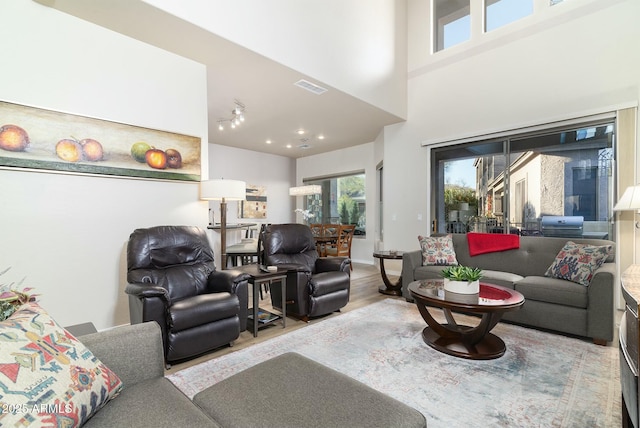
[168,263,399,373]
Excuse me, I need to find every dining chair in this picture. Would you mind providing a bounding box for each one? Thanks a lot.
[309,223,324,237]
[325,224,355,269]
[310,223,326,256]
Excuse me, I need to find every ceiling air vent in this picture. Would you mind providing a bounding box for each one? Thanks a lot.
[294,79,328,95]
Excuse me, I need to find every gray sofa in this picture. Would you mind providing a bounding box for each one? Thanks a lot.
[402,234,616,344]
[79,321,426,427]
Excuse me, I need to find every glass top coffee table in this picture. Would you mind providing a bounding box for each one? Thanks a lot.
[408,279,525,360]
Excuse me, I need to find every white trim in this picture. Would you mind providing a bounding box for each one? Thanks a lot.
[421,102,637,148]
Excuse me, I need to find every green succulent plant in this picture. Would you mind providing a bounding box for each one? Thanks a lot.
[0,267,35,322]
[440,265,483,282]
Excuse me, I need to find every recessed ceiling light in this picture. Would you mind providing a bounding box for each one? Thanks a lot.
[297,129,305,135]
[317,134,325,140]
[286,144,292,149]
[266,139,272,144]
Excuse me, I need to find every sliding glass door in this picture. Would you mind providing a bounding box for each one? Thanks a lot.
[431,120,615,239]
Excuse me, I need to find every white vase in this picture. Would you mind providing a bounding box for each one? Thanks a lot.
[443,278,480,295]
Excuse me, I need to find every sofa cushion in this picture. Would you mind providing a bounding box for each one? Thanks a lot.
[418,234,458,266]
[83,378,219,428]
[0,302,123,427]
[515,276,588,308]
[544,241,612,286]
[478,270,522,290]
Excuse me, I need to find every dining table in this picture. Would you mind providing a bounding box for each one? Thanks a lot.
[313,233,338,256]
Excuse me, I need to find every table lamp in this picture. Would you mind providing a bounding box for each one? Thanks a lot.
[201,179,246,269]
[613,184,640,229]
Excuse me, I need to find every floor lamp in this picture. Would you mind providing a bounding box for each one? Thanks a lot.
[200,179,246,269]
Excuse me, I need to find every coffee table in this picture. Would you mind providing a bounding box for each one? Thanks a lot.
[408,279,524,360]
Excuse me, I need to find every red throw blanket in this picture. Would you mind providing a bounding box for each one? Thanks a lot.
[467,232,520,257]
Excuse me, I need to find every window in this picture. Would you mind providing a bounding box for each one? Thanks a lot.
[432,0,560,54]
[485,0,533,32]
[434,0,470,52]
[432,120,615,239]
[304,172,366,236]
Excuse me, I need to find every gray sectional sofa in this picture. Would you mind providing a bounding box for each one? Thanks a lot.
[80,321,426,427]
[402,234,616,344]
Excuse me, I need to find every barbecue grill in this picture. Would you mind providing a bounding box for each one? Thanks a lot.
[540,216,584,238]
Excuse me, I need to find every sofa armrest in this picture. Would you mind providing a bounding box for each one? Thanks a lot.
[79,322,165,387]
[401,250,423,300]
[586,262,616,342]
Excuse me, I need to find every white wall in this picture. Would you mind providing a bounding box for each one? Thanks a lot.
[207,143,295,265]
[144,0,408,119]
[384,0,640,254]
[296,143,377,266]
[0,1,208,330]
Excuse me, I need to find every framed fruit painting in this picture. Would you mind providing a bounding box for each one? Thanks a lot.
[0,101,200,181]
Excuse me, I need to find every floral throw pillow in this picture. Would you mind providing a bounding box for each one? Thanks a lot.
[0,302,123,427]
[545,241,612,286]
[418,234,459,266]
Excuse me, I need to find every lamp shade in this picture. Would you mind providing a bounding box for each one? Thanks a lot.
[613,185,640,211]
[200,179,246,201]
[289,185,321,196]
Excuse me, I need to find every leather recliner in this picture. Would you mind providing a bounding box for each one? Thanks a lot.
[262,223,351,321]
[125,225,250,364]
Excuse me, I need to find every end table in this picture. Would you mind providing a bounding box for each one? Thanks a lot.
[373,251,403,296]
[232,264,287,337]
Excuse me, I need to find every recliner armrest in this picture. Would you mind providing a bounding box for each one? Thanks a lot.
[316,257,350,273]
[125,282,170,304]
[207,270,251,294]
[274,262,312,273]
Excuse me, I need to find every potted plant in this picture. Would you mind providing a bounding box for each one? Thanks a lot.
[440,265,483,295]
[0,267,35,321]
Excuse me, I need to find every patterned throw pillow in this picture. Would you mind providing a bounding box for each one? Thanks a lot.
[545,241,612,286]
[0,302,123,427]
[418,234,459,266]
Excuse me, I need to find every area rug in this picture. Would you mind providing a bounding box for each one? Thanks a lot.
[167,298,620,428]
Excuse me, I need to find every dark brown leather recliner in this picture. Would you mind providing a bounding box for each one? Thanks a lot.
[263,224,350,321]
[125,225,250,365]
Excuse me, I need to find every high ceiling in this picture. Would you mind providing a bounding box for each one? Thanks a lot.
[36,0,405,158]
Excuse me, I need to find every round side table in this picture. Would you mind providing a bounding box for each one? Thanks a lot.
[373,251,403,296]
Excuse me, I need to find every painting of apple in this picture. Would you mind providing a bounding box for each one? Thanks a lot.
[0,101,201,181]
[165,148,182,169]
[0,124,30,152]
[130,141,151,163]
[145,148,167,169]
[55,139,83,162]
[80,138,104,161]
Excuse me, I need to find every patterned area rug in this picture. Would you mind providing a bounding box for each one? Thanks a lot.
[167,298,620,428]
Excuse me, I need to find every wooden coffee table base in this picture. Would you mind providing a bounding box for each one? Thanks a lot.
[416,306,509,360]
[422,325,506,360]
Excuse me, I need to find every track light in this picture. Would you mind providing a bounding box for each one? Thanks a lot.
[217,99,246,131]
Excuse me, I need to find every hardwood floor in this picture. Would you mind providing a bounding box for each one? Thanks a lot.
[168,263,399,372]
